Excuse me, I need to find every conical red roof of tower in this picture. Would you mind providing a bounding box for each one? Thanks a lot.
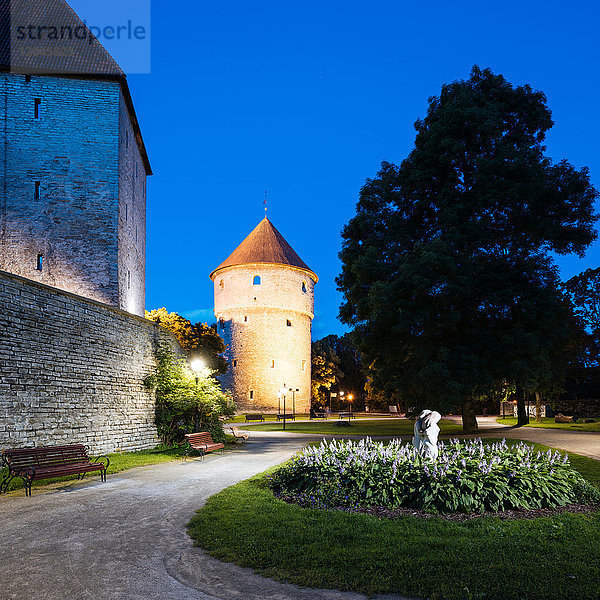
[210,218,317,281]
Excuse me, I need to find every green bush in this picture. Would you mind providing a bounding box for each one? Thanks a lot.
[269,438,599,513]
[144,346,234,445]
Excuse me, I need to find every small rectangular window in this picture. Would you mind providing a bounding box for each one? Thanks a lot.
[249,390,254,400]
[34,98,41,119]
[125,203,128,222]
[36,254,43,271]
[244,315,248,322]
[271,360,275,368]
[301,360,306,372]
[233,359,237,368]
[34,181,40,200]
[127,270,131,289]
[286,319,292,327]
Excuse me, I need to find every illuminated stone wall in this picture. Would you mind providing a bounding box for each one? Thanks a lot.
[213,263,315,414]
[0,72,146,316]
[0,270,182,454]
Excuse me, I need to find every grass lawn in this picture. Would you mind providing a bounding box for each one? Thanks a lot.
[0,446,185,495]
[239,417,463,437]
[497,416,600,432]
[188,439,600,600]
[1,439,242,495]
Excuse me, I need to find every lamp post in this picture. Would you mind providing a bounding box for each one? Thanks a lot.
[340,391,344,416]
[288,388,299,417]
[280,387,287,430]
[190,359,205,431]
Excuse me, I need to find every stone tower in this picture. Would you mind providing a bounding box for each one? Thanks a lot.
[210,218,317,413]
[0,0,150,316]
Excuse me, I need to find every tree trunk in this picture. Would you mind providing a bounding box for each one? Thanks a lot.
[461,399,479,434]
[516,385,529,426]
[535,391,543,422]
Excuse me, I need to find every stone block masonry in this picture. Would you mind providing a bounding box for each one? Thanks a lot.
[0,269,182,454]
[0,72,147,316]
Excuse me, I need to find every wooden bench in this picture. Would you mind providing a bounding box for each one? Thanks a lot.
[338,412,355,420]
[0,444,109,497]
[228,426,249,443]
[276,413,296,421]
[184,432,225,460]
[311,411,327,420]
[245,414,265,422]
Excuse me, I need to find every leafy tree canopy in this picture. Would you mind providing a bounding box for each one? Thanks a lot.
[337,66,598,427]
[146,308,227,374]
[311,340,343,405]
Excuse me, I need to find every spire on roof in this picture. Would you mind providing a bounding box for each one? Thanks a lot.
[210,218,317,281]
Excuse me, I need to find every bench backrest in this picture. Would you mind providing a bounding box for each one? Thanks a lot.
[185,432,214,447]
[3,444,91,470]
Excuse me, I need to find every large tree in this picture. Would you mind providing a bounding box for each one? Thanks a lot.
[146,308,228,374]
[337,66,598,432]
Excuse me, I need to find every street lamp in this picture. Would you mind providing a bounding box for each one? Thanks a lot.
[190,359,205,384]
[280,387,288,430]
[190,359,205,431]
[288,388,299,417]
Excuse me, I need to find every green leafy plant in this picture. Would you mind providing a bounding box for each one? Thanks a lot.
[144,345,234,445]
[269,438,599,514]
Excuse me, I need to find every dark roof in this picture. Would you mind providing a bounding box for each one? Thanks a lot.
[210,218,318,281]
[0,0,151,174]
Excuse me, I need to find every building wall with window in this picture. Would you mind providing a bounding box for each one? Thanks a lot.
[214,263,315,413]
[0,72,146,316]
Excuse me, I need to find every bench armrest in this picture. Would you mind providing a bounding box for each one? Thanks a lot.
[92,455,110,471]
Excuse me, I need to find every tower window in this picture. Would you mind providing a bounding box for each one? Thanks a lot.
[219,279,224,289]
[244,315,248,322]
[127,270,131,289]
[302,281,307,293]
[34,181,41,200]
[125,203,128,222]
[271,360,275,368]
[34,98,41,119]
[233,359,237,367]
[249,390,254,400]
[286,319,292,327]
[36,254,43,271]
[302,360,306,372]
[253,275,261,285]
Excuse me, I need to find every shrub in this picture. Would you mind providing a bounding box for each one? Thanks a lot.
[144,346,235,445]
[268,438,599,513]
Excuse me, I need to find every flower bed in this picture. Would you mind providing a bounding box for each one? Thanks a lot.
[268,438,600,514]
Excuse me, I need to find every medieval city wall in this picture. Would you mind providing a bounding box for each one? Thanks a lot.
[0,269,182,454]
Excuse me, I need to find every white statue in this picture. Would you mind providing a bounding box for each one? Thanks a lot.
[413,410,442,460]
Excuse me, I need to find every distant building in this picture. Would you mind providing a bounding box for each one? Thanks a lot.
[211,218,317,413]
[0,0,150,315]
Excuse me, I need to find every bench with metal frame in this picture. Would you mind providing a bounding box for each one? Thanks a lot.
[276,413,296,421]
[228,426,249,443]
[0,444,109,497]
[184,432,225,460]
[244,414,265,422]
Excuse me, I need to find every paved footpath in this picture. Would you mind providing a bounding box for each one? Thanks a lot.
[0,432,410,600]
[1,421,598,600]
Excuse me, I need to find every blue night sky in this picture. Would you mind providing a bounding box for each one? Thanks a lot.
[124,0,600,339]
